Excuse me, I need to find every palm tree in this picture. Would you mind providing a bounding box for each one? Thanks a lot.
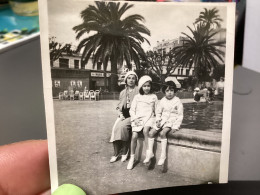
[73,1,150,91]
[49,36,74,67]
[195,8,223,30]
[172,23,225,83]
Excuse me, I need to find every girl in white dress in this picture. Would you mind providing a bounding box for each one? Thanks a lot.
[145,81,183,166]
[127,76,158,170]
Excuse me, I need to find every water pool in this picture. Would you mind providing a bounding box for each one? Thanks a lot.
[181,101,223,131]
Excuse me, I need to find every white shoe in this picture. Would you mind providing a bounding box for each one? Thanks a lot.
[110,155,119,163]
[143,150,154,164]
[121,151,129,162]
[127,156,135,170]
[157,157,166,166]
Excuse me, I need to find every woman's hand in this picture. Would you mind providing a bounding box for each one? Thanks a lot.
[134,119,142,126]
[119,114,125,121]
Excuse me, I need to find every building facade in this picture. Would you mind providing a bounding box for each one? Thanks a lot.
[153,36,195,86]
[51,53,112,97]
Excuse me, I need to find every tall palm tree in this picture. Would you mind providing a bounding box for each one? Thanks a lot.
[73,1,150,91]
[172,23,225,83]
[195,8,223,30]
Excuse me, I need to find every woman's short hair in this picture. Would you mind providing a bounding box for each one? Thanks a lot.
[139,81,154,95]
[162,81,178,93]
[125,74,138,86]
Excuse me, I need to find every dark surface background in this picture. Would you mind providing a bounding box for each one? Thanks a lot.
[0,37,47,144]
[1,1,260,194]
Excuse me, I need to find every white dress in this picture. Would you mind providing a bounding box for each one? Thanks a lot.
[154,96,183,130]
[130,94,158,132]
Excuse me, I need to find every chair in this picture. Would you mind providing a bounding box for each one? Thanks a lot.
[79,92,84,100]
[95,90,100,101]
[69,90,74,100]
[63,90,69,100]
[58,92,64,100]
[74,90,80,100]
[89,90,96,101]
[84,90,90,100]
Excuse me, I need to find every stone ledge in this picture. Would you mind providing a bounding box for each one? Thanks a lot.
[165,129,221,153]
[139,128,222,153]
[136,128,222,182]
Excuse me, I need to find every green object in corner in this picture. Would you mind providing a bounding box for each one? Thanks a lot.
[53,184,86,195]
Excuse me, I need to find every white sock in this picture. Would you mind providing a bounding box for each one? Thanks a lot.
[160,139,167,159]
[148,138,155,153]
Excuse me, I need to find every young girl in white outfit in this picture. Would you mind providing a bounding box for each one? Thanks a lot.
[127,75,158,170]
[145,81,183,166]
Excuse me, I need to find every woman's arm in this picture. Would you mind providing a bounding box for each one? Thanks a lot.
[116,91,124,117]
[129,95,138,122]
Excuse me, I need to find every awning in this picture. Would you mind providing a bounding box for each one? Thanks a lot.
[165,76,181,88]
[177,76,186,80]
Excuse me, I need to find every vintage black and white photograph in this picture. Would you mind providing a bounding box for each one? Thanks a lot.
[39,0,235,194]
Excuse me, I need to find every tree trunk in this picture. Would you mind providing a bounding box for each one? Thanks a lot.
[104,71,107,90]
[110,58,118,92]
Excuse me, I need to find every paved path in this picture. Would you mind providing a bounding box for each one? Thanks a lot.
[54,100,203,195]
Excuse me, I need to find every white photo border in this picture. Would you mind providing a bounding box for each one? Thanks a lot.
[38,0,236,192]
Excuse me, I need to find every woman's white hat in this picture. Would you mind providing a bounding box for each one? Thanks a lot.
[138,75,152,89]
[124,71,138,83]
[194,87,200,91]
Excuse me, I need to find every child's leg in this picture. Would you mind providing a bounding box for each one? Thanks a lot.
[127,132,138,170]
[159,127,171,139]
[158,127,171,165]
[149,128,158,138]
[143,126,150,150]
[143,128,158,163]
[130,132,138,155]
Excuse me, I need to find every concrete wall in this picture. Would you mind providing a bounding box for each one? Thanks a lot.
[135,128,221,182]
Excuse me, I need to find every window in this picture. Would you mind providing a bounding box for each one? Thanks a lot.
[181,69,183,75]
[186,69,189,76]
[77,80,82,88]
[178,69,180,75]
[59,58,69,68]
[70,80,76,87]
[54,80,60,88]
[74,60,79,69]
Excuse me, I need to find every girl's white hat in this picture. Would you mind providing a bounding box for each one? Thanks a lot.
[194,87,200,91]
[124,71,138,83]
[138,75,152,89]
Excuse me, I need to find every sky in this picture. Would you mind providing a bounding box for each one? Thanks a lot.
[48,0,227,51]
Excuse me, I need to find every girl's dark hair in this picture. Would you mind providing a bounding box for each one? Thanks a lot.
[162,81,178,94]
[139,81,154,95]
